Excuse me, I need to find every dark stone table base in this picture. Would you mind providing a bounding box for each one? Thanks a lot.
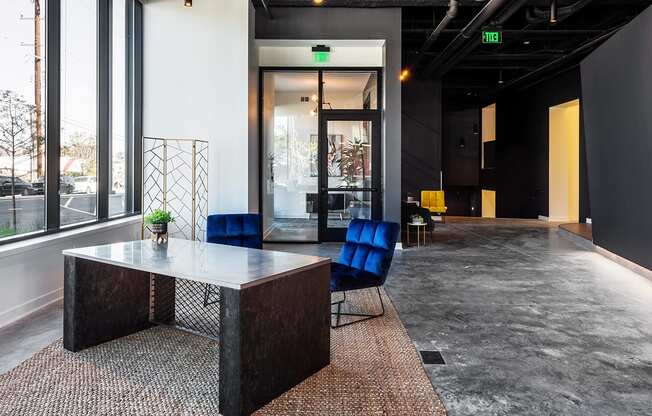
[63,256,331,416]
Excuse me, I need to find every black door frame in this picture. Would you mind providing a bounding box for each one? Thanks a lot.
[258,67,383,243]
[318,110,382,242]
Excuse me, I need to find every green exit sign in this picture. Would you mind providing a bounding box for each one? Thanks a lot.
[313,51,330,63]
[312,45,331,63]
[482,31,502,44]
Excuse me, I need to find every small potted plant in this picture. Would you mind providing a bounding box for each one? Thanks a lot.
[144,209,174,245]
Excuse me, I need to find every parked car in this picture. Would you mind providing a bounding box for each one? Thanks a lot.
[0,176,37,197]
[32,175,75,195]
[73,176,97,194]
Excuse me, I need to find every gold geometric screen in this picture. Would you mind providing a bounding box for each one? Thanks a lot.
[143,137,209,241]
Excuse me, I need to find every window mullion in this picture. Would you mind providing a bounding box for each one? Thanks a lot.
[97,0,112,221]
[45,0,61,231]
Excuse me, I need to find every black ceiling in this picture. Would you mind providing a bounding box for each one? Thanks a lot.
[255,0,652,109]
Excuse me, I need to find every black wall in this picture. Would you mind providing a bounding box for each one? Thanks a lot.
[442,109,481,216]
[581,6,652,271]
[443,109,480,187]
[495,68,591,221]
[401,79,442,199]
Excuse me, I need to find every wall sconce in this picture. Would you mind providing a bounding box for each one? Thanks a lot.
[184,0,192,7]
[400,68,410,82]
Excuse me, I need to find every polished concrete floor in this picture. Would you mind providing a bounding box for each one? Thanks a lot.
[2,219,652,415]
[273,219,652,416]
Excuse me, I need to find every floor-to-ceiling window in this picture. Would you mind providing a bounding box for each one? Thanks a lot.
[111,0,127,217]
[0,0,143,245]
[0,0,47,239]
[60,0,97,226]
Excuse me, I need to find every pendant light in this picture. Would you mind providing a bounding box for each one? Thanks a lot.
[550,0,558,23]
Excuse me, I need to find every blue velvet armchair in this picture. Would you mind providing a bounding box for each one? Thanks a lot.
[331,219,400,328]
[204,214,262,306]
[206,213,262,249]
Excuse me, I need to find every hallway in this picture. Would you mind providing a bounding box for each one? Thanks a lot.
[278,219,652,415]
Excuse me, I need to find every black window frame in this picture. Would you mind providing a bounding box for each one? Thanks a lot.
[0,0,144,246]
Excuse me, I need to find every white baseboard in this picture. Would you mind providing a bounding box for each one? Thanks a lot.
[538,215,549,221]
[0,287,63,329]
[595,245,652,281]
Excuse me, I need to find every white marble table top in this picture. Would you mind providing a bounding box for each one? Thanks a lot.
[63,238,330,289]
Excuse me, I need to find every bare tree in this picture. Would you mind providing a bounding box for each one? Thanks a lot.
[0,90,36,231]
[61,132,97,175]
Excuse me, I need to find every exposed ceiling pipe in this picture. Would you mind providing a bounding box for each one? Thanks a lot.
[417,0,459,66]
[404,28,604,35]
[423,0,514,77]
[490,24,622,93]
[260,0,274,19]
[428,0,529,77]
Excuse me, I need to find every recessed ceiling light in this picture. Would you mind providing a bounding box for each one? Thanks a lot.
[313,0,324,5]
[523,40,531,45]
[184,0,192,7]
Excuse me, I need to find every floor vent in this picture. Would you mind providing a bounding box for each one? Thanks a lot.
[419,350,445,365]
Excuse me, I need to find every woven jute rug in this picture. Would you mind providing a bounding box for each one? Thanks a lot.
[0,289,446,416]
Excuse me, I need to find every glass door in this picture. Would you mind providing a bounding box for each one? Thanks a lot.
[261,71,320,242]
[319,112,381,241]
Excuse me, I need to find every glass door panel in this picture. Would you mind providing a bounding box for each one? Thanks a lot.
[320,114,381,241]
[262,71,319,242]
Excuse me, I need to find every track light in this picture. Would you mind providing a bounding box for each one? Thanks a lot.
[550,0,557,23]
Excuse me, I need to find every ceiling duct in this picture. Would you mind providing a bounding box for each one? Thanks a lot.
[416,0,459,66]
[427,0,529,77]
[423,0,513,77]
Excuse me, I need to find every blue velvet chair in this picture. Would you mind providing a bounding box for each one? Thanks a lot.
[205,214,262,306]
[206,213,262,249]
[330,219,400,328]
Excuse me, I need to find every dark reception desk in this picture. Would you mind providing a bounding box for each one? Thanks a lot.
[63,238,331,416]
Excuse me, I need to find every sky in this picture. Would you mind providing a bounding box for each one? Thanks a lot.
[0,0,125,156]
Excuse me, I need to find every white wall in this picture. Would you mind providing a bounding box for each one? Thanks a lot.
[0,218,141,328]
[549,100,580,223]
[143,0,253,214]
[258,41,384,67]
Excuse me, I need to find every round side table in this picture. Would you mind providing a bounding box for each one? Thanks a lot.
[407,222,428,247]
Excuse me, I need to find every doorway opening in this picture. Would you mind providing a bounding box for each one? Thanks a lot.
[548,99,580,223]
[260,68,383,243]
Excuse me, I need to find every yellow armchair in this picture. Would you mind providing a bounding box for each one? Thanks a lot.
[421,190,447,218]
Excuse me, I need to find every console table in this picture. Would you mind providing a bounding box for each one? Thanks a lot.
[62,239,331,416]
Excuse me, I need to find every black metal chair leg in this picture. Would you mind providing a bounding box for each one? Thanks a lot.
[331,287,385,329]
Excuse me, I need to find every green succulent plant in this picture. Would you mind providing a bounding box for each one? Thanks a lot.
[144,209,175,225]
